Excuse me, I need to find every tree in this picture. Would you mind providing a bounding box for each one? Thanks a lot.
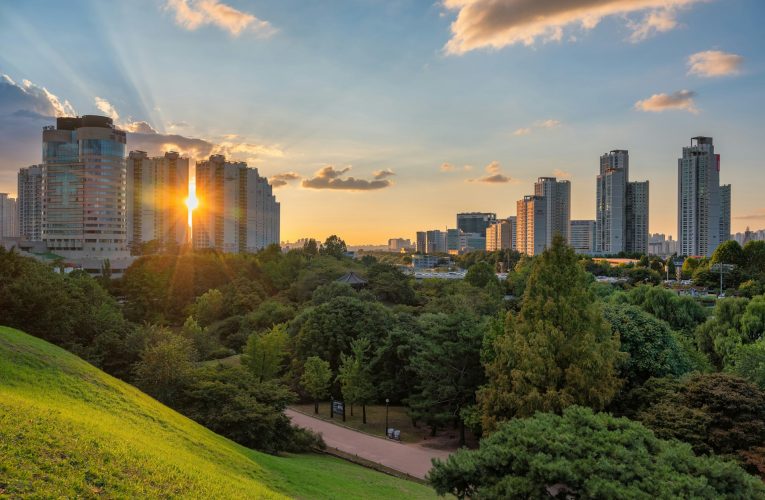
[612,285,707,334]
[302,238,319,257]
[667,258,677,278]
[321,235,347,259]
[711,240,745,268]
[682,257,701,278]
[181,315,227,361]
[367,263,416,304]
[638,373,765,476]
[695,297,750,369]
[133,330,197,404]
[193,288,226,327]
[731,339,765,389]
[428,406,765,499]
[336,338,376,423]
[301,356,332,414]
[242,324,289,382]
[311,281,356,305]
[479,238,624,431]
[465,262,498,288]
[743,240,765,276]
[409,311,485,445]
[602,303,693,387]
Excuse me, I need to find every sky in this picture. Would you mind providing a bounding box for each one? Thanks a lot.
[1,0,763,244]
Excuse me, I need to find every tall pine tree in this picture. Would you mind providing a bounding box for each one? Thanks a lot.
[479,237,624,431]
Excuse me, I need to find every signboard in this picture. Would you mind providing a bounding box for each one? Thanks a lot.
[332,401,345,415]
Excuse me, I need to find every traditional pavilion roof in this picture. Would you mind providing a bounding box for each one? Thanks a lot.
[336,271,368,287]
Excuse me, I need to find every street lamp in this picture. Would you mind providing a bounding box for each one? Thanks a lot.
[330,394,334,419]
[385,398,390,438]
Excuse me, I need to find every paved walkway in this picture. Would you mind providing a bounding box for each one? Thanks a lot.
[285,409,451,479]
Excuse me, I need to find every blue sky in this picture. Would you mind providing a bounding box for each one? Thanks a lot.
[1,0,763,243]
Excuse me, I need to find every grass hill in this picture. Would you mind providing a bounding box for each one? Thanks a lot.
[0,327,436,499]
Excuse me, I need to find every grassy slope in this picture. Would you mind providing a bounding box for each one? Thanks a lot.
[0,327,435,499]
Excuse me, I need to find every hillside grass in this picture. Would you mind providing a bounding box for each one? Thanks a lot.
[0,327,436,499]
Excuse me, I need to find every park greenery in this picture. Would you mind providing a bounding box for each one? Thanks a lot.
[3,231,765,495]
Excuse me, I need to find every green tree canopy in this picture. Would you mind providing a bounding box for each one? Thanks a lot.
[602,303,693,386]
[465,262,499,288]
[336,338,376,422]
[612,285,707,334]
[428,406,765,499]
[695,297,751,369]
[301,356,333,414]
[133,329,198,404]
[711,240,745,267]
[479,238,624,430]
[731,338,765,390]
[242,324,289,382]
[321,235,347,259]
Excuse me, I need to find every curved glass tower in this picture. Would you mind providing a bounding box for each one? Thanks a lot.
[42,115,130,272]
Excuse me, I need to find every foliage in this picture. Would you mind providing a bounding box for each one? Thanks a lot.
[409,311,485,444]
[321,235,347,259]
[181,315,231,360]
[242,300,296,332]
[695,297,751,369]
[612,285,707,334]
[311,281,357,305]
[465,262,499,288]
[300,356,333,407]
[193,288,226,327]
[133,328,198,404]
[367,263,416,304]
[602,303,693,386]
[336,338,376,419]
[711,240,746,267]
[637,373,765,475]
[730,338,765,389]
[428,405,765,499]
[0,327,436,499]
[480,238,624,430]
[368,313,419,404]
[242,324,289,382]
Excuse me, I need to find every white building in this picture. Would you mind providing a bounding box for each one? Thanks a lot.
[516,195,547,256]
[388,238,412,252]
[0,193,19,238]
[41,115,132,274]
[193,155,280,253]
[677,137,730,257]
[534,177,571,243]
[127,151,190,250]
[596,150,649,255]
[18,165,43,241]
[570,220,596,254]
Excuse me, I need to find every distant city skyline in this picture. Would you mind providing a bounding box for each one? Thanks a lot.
[1,0,764,244]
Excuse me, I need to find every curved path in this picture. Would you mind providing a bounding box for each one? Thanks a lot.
[285,409,451,479]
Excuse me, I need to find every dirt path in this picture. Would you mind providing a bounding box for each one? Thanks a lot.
[286,409,452,479]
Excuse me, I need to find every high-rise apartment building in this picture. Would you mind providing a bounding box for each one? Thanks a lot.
[677,137,730,257]
[387,238,412,252]
[0,193,19,238]
[17,165,43,241]
[570,220,596,254]
[416,231,427,253]
[41,115,131,273]
[534,177,571,243]
[456,212,496,237]
[516,195,547,256]
[596,150,649,255]
[486,218,516,251]
[192,155,279,253]
[126,151,190,249]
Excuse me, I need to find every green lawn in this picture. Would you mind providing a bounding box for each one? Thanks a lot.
[0,327,437,499]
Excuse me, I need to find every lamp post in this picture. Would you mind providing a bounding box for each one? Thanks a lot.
[330,395,334,419]
[385,398,390,437]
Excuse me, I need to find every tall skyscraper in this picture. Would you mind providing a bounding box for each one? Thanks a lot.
[596,150,649,255]
[42,115,130,273]
[570,220,596,254]
[17,165,43,241]
[0,193,19,238]
[127,151,190,249]
[416,231,427,253]
[456,212,496,237]
[677,137,730,257]
[534,177,571,243]
[516,195,547,256]
[193,155,279,253]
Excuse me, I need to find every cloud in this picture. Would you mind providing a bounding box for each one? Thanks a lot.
[94,97,119,121]
[635,89,698,113]
[469,161,513,183]
[269,172,301,188]
[165,0,274,36]
[373,169,395,180]
[513,119,562,137]
[123,121,158,134]
[442,0,706,54]
[301,166,393,191]
[688,50,743,77]
[553,168,572,180]
[0,74,75,117]
[440,162,472,172]
[734,210,765,221]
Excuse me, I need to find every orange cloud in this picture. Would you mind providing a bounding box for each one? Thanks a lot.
[165,0,274,36]
[635,90,698,114]
[688,50,743,77]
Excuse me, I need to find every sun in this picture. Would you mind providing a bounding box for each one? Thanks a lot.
[185,193,198,211]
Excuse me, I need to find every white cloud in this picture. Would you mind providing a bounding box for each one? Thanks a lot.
[468,161,513,184]
[513,119,562,137]
[553,168,572,180]
[94,97,119,121]
[165,0,274,36]
[443,0,707,54]
[635,90,698,114]
[536,119,561,129]
[513,127,531,136]
[688,50,743,77]
[0,74,75,117]
[302,165,393,191]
